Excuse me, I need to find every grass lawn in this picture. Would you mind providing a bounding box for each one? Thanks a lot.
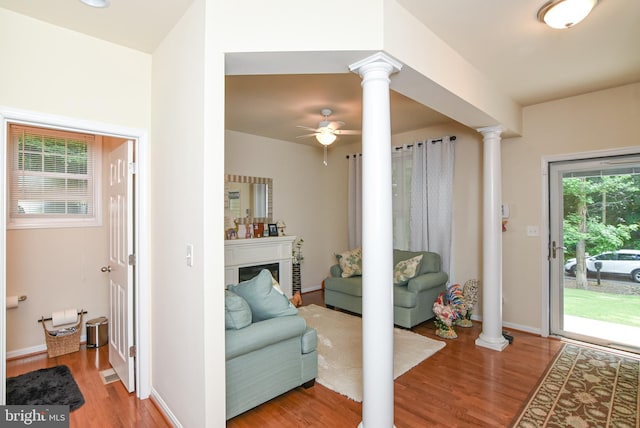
[564,287,640,328]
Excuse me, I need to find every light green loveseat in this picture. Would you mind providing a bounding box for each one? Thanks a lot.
[225,270,317,420]
[324,249,448,328]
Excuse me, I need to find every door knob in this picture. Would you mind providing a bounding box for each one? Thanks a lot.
[100,266,112,273]
[551,241,566,259]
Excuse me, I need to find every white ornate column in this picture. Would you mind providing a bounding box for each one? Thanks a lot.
[475,125,509,351]
[350,52,401,428]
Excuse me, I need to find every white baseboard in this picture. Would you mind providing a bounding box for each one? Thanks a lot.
[6,334,89,359]
[150,388,182,427]
[470,314,542,336]
[302,284,322,293]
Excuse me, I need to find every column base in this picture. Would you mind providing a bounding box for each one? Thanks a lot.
[358,423,396,428]
[475,334,509,352]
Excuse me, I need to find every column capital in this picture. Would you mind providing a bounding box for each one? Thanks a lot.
[476,125,505,139]
[349,52,403,78]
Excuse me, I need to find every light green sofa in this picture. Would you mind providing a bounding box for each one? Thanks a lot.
[225,270,317,420]
[324,250,448,328]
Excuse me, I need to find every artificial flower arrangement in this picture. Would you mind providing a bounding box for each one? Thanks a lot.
[293,238,304,264]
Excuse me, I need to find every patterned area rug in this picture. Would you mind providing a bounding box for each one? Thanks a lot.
[512,343,639,427]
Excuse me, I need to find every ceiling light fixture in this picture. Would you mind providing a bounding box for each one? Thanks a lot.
[537,0,598,29]
[315,128,337,146]
[80,0,110,8]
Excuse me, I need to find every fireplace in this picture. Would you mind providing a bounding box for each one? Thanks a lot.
[239,262,279,283]
[224,236,296,296]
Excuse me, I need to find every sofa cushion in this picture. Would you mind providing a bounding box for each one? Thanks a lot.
[324,275,363,296]
[225,290,252,330]
[229,269,298,322]
[393,249,441,274]
[393,254,423,285]
[336,247,363,278]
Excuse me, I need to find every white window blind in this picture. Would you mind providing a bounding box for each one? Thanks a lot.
[8,124,101,228]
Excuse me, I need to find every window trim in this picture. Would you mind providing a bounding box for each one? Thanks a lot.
[6,123,103,230]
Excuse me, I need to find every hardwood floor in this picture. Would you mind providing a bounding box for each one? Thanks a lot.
[6,290,562,427]
[227,290,563,427]
[6,345,170,427]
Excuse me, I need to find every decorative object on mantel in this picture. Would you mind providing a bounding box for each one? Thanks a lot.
[432,292,459,339]
[292,238,304,298]
[276,220,286,236]
[253,222,264,238]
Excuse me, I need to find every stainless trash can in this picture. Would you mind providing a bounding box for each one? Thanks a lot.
[86,317,108,348]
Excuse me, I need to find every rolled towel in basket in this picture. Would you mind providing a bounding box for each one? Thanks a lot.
[52,308,78,327]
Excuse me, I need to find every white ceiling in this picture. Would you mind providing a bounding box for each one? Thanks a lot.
[1,0,638,144]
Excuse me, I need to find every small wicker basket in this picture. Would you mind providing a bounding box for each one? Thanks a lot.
[41,311,83,358]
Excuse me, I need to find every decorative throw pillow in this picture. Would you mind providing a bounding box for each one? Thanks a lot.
[393,254,424,285]
[228,269,298,322]
[336,247,363,278]
[224,290,252,330]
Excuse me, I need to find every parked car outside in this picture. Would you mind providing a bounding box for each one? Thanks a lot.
[564,249,640,283]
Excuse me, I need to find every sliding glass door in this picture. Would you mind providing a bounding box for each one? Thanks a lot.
[549,155,640,353]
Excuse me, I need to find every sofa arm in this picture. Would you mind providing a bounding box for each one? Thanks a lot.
[301,327,317,354]
[407,272,448,293]
[226,316,306,360]
[329,264,343,278]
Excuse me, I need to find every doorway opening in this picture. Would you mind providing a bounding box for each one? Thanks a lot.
[549,153,640,353]
[1,108,151,401]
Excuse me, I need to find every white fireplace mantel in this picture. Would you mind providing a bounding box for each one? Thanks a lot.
[224,235,296,297]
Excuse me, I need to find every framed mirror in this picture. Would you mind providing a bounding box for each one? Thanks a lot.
[224,174,273,223]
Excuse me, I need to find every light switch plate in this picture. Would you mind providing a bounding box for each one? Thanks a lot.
[186,244,194,267]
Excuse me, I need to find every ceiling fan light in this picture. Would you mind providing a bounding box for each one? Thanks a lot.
[537,0,597,29]
[316,129,337,145]
[79,0,110,8]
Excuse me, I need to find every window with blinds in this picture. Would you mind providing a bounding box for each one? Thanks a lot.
[7,124,102,229]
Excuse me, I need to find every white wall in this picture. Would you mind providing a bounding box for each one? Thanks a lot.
[501,82,640,331]
[151,0,227,425]
[225,130,354,290]
[0,9,151,128]
[0,9,151,355]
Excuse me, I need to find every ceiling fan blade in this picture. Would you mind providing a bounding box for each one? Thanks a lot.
[334,129,361,135]
[296,125,320,132]
[296,133,318,138]
[328,121,345,130]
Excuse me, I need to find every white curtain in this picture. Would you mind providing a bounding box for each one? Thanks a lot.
[391,146,413,250]
[409,137,455,276]
[349,138,455,275]
[347,154,363,249]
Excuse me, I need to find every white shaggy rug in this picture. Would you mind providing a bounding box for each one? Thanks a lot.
[298,304,445,402]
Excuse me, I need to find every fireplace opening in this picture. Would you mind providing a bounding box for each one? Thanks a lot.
[239,263,279,283]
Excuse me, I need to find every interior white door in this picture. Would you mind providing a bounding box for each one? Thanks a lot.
[108,140,135,392]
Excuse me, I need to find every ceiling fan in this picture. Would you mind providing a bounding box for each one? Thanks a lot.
[296,108,361,165]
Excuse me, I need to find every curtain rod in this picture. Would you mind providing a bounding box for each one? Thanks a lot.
[347,135,457,157]
[394,135,456,151]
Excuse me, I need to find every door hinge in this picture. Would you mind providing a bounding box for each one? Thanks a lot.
[128,162,137,174]
[128,254,136,266]
[129,345,136,358]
